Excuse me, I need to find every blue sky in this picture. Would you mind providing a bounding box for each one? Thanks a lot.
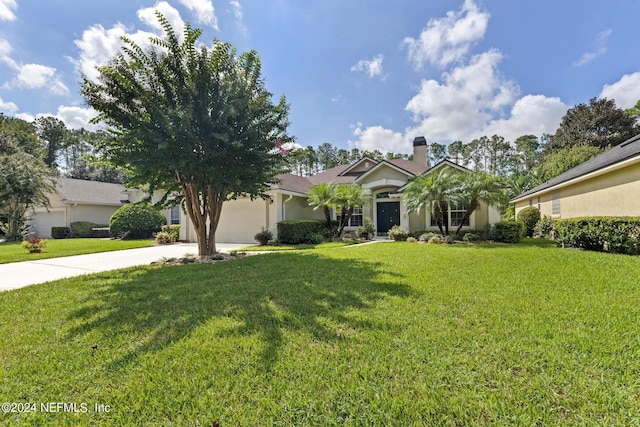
[1,0,639,154]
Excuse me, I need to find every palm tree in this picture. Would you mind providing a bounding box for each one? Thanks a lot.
[403,169,462,236]
[333,184,371,236]
[454,172,505,236]
[307,182,336,228]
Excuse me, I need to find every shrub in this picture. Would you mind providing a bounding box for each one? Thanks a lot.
[277,220,326,244]
[254,226,273,246]
[428,235,443,244]
[443,235,454,244]
[155,231,173,244]
[419,232,437,242]
[406,237,418,243]
[553,217,640,255]
[517,206,541,237]
[71,221,98,238]
[307,233,324,244]
[356,218,376,240]
[388,225,409,241]
[110,202,166,239]
[162,225,180,242]
[492,221,525,243]
[463,232,481,242]
[51,227,70,239]
[533,216,554,239]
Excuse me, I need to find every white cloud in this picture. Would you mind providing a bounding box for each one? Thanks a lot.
[73,2,184,82]
[15,112,34,122]
[404,50,518,141]
[600,70,640,109]
[0,95,18,113]
[55,105,101,130]
[230,0,247,35]
[349,123,406,153]
[177,0,217,29]
[575,29,612,66]
[137,1,185,36]
[476,95,568,142]
[351,54,385,79]
[403,0,489,68]
[0,0,17,21]
[0,37,18,69]
[10,64,69,94]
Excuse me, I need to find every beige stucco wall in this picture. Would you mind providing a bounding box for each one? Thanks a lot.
[360,165,410,186]
[514,162,640,219]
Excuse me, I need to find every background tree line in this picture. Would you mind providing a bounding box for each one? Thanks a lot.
[287,97,639,202]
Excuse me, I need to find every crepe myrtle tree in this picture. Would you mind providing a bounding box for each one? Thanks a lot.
[81,13,291,256]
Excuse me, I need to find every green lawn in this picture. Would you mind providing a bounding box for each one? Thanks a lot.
[0,238,154,264]
[1,241,639,425]
[238,240,362,251]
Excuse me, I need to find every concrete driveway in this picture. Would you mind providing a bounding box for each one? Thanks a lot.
[0,242,250,292]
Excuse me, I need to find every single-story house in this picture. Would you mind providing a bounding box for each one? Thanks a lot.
[31,136,501,242]
[511,133,640,219]
[30,178,131,238]
[193,136,500,243]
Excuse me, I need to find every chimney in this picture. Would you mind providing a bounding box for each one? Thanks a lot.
[412,136,429,167]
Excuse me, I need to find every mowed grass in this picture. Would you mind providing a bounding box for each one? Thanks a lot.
[1,241,639,425]
[0,238,154,264]
[239,240,361,251]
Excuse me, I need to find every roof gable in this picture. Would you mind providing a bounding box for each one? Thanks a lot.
[339,157,379,176]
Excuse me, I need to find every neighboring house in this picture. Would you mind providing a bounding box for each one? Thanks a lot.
[511,133,640,219]
[30,178,131,238]
[31,136,502,242]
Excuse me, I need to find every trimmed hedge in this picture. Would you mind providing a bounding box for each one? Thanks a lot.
[491,221,525,243]
[277,220,327,244]
[553,217,640,255]
[517,206,541,237]
[51,227,70,239]
[71,221,100,238]
[110,202,166,239]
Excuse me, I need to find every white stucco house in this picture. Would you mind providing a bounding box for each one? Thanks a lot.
[31,136,501,242]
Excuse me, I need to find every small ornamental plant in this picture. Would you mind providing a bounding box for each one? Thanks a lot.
[22,235,47,253]
[254,227,274,246]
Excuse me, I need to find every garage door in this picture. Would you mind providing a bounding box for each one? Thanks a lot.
[215,199,267,243]
[30,209,66,238]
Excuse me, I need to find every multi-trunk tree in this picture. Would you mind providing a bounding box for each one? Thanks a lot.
[82,14,291,256]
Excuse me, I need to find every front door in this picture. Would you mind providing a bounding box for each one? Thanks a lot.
[377,202,400,233]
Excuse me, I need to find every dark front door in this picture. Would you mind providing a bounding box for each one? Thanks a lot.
[377,202,400,233]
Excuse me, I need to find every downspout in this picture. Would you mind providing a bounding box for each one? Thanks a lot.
[282,194,293,220]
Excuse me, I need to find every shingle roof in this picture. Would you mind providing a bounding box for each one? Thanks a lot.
[307,164,357,185]
[271,173,313,195]
[511,133,640,202]
[56,177,127,206]
[386,158,430,176]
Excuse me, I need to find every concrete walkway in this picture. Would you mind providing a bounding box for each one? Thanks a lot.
[0,243,250,292]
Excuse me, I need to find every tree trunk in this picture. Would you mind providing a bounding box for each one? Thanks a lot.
[455,200,478,236]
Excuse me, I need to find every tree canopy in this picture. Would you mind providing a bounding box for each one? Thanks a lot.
[542,97,637,156]
[81,13,290,256]
[0,115,56,239]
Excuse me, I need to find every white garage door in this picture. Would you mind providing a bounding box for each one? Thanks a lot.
[215,199,267,243]
[31,209,66,238]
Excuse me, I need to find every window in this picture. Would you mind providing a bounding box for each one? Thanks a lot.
[338,207,363,227]
[429,203,469,227]
[170,205,180,225]
[552,191,561,216]
[450,203,469,227]
[537,196,541,211]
